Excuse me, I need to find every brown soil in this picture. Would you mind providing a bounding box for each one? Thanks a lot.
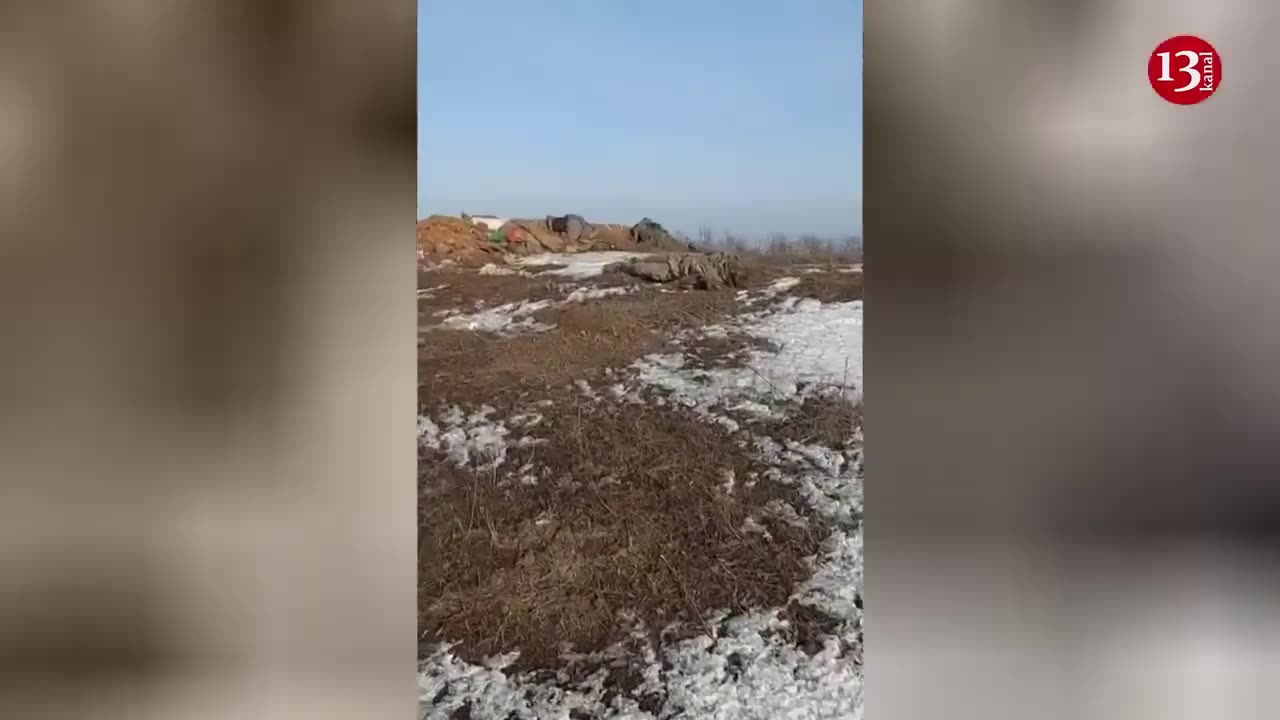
[417,215,503,267]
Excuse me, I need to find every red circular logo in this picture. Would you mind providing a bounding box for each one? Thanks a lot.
[1148,35,1221,105]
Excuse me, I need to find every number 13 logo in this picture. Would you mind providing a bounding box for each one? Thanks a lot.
[1149,35,1221,105]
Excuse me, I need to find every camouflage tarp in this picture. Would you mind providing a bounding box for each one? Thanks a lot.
[605,252,746,290]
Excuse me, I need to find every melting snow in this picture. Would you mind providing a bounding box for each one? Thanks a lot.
[565,285,634,302]
[764,276,802,294]
[418,405,511,470]
[440,299,555,334]
[517,251,649,278]
[431,282,634,335]
[421,607,862,719]
[478,263,530,276]
[636,299,863,413]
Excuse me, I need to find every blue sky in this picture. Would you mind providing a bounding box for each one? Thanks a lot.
[418,0,862,239]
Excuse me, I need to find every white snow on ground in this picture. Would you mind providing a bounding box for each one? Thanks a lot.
[440,299,555,334]
[516,251,649,278]
[421,605,862,720]
[736,276,800,303]
[762,276,801,295]
[478,263,530,276]
[797,264,861,275]
[418,405,511,470]
[637,299,863,413]
[565,285,634,302]
[432,284,635,335]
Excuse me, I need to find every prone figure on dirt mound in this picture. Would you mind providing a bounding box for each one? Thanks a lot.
[604,252,748,290]
[544,213,595,245]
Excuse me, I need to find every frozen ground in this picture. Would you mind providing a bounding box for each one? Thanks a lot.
[419,267,863,719]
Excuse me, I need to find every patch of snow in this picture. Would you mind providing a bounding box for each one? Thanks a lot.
[710,414,741,433]
[747,297,870,394]
[606,383,647,405]
[636,300,862,411]
[719,469,736,494]
[478,263,528,276]
[631,354,786,419]
[517,251,649,278]
[741,516,771,539]
[660,611,862,720]
[565,285,634,302]
[574,379,599,400]
[441,299,555,334]
[798,265,860,275]
[737,276,802,305]
[755,434,863,528]
[697,325,730,340]
[765,277,801,294]
[507,412,544,429]
[418,405,510,470]
[796,530,864,625]
[421,609,862,719]
[417,283,449,297]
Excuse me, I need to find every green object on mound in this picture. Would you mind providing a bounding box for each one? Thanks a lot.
[488,229,507,245]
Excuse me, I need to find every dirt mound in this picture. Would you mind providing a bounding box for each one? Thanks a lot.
[501,217,637,254]
[417,214,505,267]
[417,213,684,267]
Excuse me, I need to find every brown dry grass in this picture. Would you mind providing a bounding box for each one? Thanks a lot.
[419,284,744,403]
[768,392,863,450]
[418,264,867,675]
[681,330,778,371]
[417,272,565,313]
[418,271,832,670]
[787,271,863,303]
[419,399,818,669]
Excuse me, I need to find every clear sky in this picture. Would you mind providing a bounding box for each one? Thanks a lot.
[418,0,862,239]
